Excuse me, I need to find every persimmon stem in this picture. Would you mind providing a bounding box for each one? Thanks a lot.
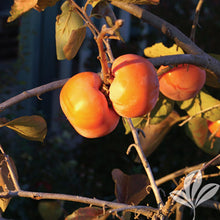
[126,118,164,209]
[96,20,123,85]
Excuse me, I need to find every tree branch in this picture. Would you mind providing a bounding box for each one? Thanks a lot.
[126,118,164,209]
[111,1,220,79]
[0,79,68,113]
[190,0,204,42]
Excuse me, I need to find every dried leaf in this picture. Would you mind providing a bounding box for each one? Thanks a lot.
[178,91,220,122]
[63,26,86,60]
[144,42,184,58]
[38,201,63,220]
[111,169,149,205]
[0,155,18,212]
[0,115,47,142]
[7,0,38,22]
[65,207,106,220]
[138,111,181,158]
[34,0,61,11]
[56,0,85,60]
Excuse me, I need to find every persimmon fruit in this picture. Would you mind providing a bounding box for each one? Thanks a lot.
[207,120,220,138]
[60,72,119,138]
[109,54,159,118]
[158,64,206,101]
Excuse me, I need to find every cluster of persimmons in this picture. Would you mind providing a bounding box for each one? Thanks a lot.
[59,53,219,139]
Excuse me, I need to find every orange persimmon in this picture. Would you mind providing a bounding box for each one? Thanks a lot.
[207,120,220,138]
[158,64,206,101]
[60,72,119,138]
[109,54,159,118]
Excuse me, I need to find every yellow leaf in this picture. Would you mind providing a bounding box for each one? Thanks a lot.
[7,0,38,22]
[144,42,184,58]
[0,115,47,142]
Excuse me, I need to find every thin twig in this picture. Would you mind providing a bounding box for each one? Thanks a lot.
[126,118,164,209]
[178,103,220,127]
[155,163,204,186]
[201,154,220,171]
[0,79,68,113]
[190,0,204,42]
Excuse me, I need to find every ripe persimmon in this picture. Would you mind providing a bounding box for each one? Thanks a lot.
[109,54,159,118]
[60,72,119,138]
[158,64,206,101]
[207,120,220,137]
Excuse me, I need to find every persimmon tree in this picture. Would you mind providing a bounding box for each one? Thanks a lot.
[0,0,220,219]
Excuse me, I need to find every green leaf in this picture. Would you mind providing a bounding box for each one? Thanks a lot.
[65,207,106,220]
[63,26,86,60]
[0,115,47,142]
[55,0,85,60]
[123,117,146,134]
[0,155,18,212]
[186,117,208,148]
[7,0,38,22]
[201,137,220,155]
[38,201,63,220]
[34,0,61,11]
[178,91,220,122]
[186,117,220,155]
[150,93,174,124]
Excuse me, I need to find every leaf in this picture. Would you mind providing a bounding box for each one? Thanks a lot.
[65,207,106,220]
[187,117,208,148]
[63,26,86,60]
[34,0,61,11]
[205,70,220,88]
[55,0,85,60]
[200,136,220,155]
[123,117,146,135]
[144,42,184,58]
[170,190,194,209]
[38,201,63,220]
[109,0,160,5]
[138,111,181,157]
[150,93,174,124]
[111,169,150,205]
[195,183,220,207]
[7,0,38,22]
[0,115,47,142]
[0,155,18,212]
[91,1,123,41]
[178,90,220,122]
